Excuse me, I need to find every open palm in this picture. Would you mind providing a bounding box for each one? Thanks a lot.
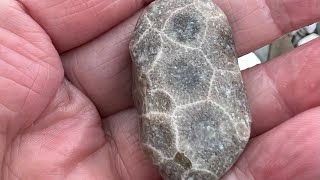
[0,0,319,179]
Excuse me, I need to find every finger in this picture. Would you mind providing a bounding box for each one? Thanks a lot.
[103,109,162,180]
[61,12,140,117]
[19,0,152,52]
[243,38,320,136]
[20,0,320,53]
[222,107,320,180]
[214,0,320,55]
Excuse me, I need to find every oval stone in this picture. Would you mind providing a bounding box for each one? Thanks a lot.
[129,0,251,179]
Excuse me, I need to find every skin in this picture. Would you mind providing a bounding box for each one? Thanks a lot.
[0,0,319,179]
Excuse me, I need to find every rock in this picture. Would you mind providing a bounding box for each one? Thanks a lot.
[129,0,251,179]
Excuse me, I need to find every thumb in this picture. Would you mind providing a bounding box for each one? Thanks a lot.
[0,0,63,138]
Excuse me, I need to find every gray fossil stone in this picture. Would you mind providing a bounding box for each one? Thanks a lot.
[129,0,251,179]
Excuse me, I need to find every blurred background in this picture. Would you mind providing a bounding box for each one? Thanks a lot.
[238,22,320,70]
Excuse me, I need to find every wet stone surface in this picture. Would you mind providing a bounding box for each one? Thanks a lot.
[130,0,251,179]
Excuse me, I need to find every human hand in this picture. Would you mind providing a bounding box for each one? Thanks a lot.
[0,0,319,179]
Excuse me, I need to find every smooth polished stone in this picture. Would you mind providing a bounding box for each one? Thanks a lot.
[130,0,251,179]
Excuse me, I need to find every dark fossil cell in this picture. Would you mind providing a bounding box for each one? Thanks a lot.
[148,49,212,105]
[164,6,206,47]
[171,12,201,43]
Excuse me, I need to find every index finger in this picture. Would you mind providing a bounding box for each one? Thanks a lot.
[19,0,152,52]
[20,0,320,53]
[214,0,320,55]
